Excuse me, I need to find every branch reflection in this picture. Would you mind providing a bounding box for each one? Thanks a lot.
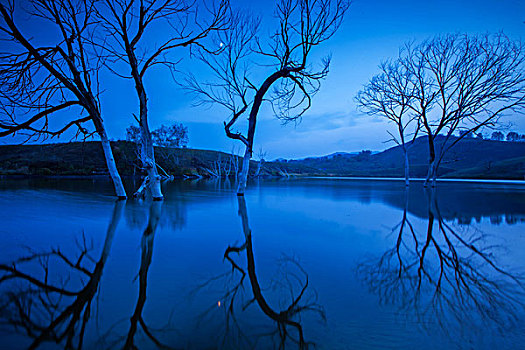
[199,197,324,349]
[0,201,124,349]
[357,188,525,342]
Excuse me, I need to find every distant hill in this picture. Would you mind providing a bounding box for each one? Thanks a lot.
[0,136,524,180]
[272,136,525,180]
[0,141,286,178]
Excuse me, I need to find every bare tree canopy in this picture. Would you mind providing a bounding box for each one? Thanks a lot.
[95,0,228,200]
[0,0,127,198]
[356,60,420,185]
[186,0,349,195]
[357,33,525,186]
[388,33,525,186]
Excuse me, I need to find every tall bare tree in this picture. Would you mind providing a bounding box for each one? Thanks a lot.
[187,0,349,195]
[96,0,228,200]
[0,0,127,199]
[356,60,420,186]
[401,34,525,186]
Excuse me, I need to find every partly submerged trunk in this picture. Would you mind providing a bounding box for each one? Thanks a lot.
[424,161,438,188]
[237,146,251,196]
[403,146,410,187]
[423,136,437,188]
[139,121,163,200]
[95,120,127,199]
[234,69,290,196]
[127,43,163,200]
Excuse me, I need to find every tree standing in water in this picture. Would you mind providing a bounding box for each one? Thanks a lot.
[402,34,525,187]
[356,60,420,186]
[187,0,349,195]
[96,0,228,199]
[0,0,128,199]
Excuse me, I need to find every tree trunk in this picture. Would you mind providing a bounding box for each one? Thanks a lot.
[140,126,163,201]
[423,136,436,187]
[237,146,251,196]
[127,42,163,200]
[98,128,127,199]
[403,146,410,186]
[431,166,438,187]
[232,70,288,196]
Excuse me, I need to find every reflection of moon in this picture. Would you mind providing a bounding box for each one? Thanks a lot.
[219,42,224,47]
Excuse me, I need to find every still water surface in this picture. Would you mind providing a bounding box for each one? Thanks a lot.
[0,178,524,349]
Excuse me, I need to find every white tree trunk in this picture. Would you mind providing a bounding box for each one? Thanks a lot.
[148,166,163,200]
[424,160,437,188]
[99,130,127,199]
[404,149,410,187]
[140,126,163,201]
[237,146,251,196]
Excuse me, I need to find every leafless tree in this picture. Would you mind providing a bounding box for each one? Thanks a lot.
[255,147,268,177]
[187,0,349,195]
[229,145,240,179]
[399,33,525,186]
[95,0,228,200]
[356,60,420,186]
[0,0,127,199]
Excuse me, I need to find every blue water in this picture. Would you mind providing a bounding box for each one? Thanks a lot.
[0,178,524,349]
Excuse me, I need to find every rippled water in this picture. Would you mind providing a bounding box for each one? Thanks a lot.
[0,178,524,349]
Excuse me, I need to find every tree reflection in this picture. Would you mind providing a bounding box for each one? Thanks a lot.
[0,200,183,350]
[0,201,124,349]
[122,201,177,350]
[98,201,179,350]
[357,188,525,342]
[124,198,186,232]
[198,197,324,349]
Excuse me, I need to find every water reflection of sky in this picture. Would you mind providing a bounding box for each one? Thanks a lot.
[0,178,524,349]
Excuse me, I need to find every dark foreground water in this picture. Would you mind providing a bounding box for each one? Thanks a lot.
[0,178,524,349]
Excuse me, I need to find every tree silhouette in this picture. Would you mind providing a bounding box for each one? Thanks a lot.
[0,0,127,198]
[95,0,228,200]
[187,0,349,195]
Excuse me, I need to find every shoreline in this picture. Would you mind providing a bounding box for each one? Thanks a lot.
[2,173,524,185]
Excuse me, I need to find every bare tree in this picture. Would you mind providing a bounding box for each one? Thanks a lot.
[356,60,420,186]
[399,34,525,186]
[187,0,349,195]
[229,145,240,179]
[255,147,268,177]
[95,0,228,200]
[0,0,127,199]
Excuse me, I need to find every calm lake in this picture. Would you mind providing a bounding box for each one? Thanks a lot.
[0,178,524,349]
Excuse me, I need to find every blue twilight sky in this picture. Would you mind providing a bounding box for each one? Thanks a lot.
[3,0,525,159]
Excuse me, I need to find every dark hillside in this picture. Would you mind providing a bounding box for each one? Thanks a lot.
[0,141,287,177]
[0,137,524,180]
[273,136,525,179]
